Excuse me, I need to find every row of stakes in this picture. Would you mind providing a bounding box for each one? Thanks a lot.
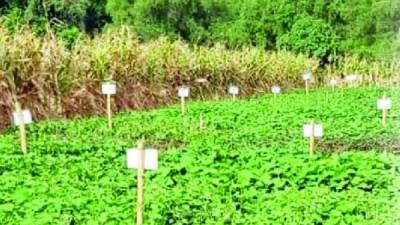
[9,73,391,225]
[11,72,391,155]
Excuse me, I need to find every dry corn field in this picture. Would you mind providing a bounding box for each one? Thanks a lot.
[0,26,399,131]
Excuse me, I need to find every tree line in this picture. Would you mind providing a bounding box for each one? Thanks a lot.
[1,0,399,59]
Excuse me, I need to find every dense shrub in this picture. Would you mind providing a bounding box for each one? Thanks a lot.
[277,15,337,59]
[107,0,227,43]
[1,0,109,35]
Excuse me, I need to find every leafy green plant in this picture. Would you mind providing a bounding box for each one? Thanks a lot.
[0,88,399,224]
[57,26,81,48]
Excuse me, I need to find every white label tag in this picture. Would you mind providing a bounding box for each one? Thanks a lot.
[271,85,281,94]
[345,74,358,82]
[302,73,312,81]
[178,87,190,97]
[378,99,391,110]
[303,124,323,137]
[102,82,117,95]
[229,86,239,95]
[13,110,32,125]
[127,148,158,170]
[195,78,208,83]
[329,79,337,86]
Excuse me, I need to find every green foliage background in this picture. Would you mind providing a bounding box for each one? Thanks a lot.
[1,0,399,58]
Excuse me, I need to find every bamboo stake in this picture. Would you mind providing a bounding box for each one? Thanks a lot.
[382,93,387,126]
[309,120,315,156]
[305,80,309,95]
[107,94,112,129]
[199,113,205,130]
[181,96,185,115]
[15,102,27,154]
[136,139,145,225]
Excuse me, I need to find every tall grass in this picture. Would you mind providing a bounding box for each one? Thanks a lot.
[0,26,398,130]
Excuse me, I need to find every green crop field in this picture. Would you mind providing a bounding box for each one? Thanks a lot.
[1,88,400,225]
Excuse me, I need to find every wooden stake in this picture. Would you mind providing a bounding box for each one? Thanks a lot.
[305,80,309,95]
[107,94,112,129]
[199,113,205,130]
[181,96,185,115]
[382,108,387,126]
[15,102,27,154]
[232,93,236,101]
[136,139,145,225]
[382,93,387,126]
[309,120,315,156]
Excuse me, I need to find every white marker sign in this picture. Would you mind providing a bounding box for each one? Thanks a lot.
[302,72,312,81]
[303,124,323,137]
[345,74,359,82]
[271,85,281,94]
[102,82,117,95]
[127,148,158,170]
[378,99,392,110]
[178,87,190,97]
[13,110,32,126]
[229,86,239,95]
[329,79,337,86]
